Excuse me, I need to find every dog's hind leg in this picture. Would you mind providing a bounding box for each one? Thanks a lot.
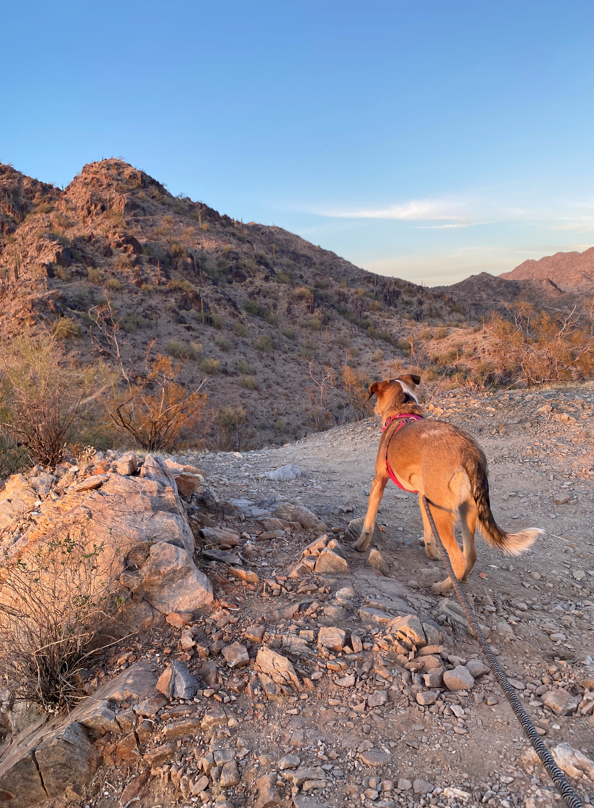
[459,500,478,581]
[353,475,388,552]
[429,507,468,595]
[420,494,439,559]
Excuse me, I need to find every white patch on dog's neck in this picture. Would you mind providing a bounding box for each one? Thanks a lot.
[396,379,419,404]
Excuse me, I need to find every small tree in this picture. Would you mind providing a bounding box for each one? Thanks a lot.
[0,332,101,467]
[109,353,208,451]
[340,365,373,421]
[490,303,594,386]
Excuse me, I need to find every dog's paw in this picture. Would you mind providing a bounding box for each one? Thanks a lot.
[432,577,453,595]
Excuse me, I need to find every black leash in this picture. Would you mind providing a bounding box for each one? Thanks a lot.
[421,495,587,808]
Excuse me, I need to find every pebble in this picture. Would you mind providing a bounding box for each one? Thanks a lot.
[443,665,474,691]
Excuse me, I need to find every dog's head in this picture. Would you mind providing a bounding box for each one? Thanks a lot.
[368,375,421,416]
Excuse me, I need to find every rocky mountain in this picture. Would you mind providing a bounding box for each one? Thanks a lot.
[0,159,465,448]
[500,246,594,292]
[435,271,575,319]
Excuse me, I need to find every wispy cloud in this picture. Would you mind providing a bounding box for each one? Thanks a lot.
[317,197,469,222]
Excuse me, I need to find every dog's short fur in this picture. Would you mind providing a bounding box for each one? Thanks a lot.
[354,375,543,593]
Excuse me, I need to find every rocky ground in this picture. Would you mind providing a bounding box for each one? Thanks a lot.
[2,384,594,808]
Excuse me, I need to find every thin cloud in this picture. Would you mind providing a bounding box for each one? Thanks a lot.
[317,197,468,222]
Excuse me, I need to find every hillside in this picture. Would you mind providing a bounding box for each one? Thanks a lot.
[500,247,594,292]
[0,159,470,449]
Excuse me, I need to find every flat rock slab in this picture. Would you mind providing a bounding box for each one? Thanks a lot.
[358,749,391,767]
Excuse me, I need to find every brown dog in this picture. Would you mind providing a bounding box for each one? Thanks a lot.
[354,375,542,593]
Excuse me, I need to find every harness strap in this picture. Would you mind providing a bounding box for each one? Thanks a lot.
[383,414,423,493]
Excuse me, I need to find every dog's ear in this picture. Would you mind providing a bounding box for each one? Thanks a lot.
[368,380,390,400]
[368,381,381,400]
[400,374,421,387]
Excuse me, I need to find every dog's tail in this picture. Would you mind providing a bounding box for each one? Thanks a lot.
[465,457,543,555]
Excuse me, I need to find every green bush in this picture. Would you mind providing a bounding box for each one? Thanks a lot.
[255,335,274,352]
[236,359,252,374]
[200,358,221,375]
[282,328,296,341]
[166,341,200,360]
[240,376,258,390]
[87,267,104,285]
[210,313,224,329]
[216,337,231,352]
[244,299,275,324]
[232,322,248,337]
[105,278,122,292]
[122,313,149,334]
[433,326,448,340]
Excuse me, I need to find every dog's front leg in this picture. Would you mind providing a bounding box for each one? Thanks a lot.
[353,475,388,552]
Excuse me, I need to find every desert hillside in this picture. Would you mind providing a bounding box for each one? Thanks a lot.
[0,160,471,449]
[500,247,594,292]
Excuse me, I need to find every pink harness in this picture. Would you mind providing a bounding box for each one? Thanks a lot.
[382,414,423,493]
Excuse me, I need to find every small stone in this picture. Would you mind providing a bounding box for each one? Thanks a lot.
[192,775,210,794]
[367,690,388,708]
[222,641,250,668]
[554,495,570,505]
[143,742,176,766]
[336,673,356,688]
[413,779,434,794]
[550,633,566,642]
[335,586,356,603]
[443,665,474,691]
[542,689,580,716]
[286,767,326,787]
[317,626,346,652]
[465,659,490,678]
[397,778,412,791]
[314,548,350,574]
[162,717,202,739]
[267,464,302,480]
[175,472,203,497]
[256,646,300,690]
[279,754,301,770]
[255,773,282,808]
[201,705,228,731]
[180,630,196,650]
[367,548,389,575]
[220,760,241,788]
[387,614,426,649]
[166,611,193,628]
[245,625,265,643]
[423,668,444,688]
[74,474,106,492]
[156,660,199,700]
[228,567,260,583]
[359,749,390,767]
[572,570,586,581]
[416,690,438,706]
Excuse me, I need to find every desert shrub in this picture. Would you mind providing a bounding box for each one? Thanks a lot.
[378,331,395,344]
[236,359,252,374]
[109,354,208,451]
[419,328,433,339]
[168,278,195,293]
[291,286,313,302]
[105,278,122,292]
[0,332,100,467]
[240,376,258,390]
[232,322,248,337]
[87,267,105,285]
[372,349,384,362]
[244,299,274,324]
[0,528,120,709]
[334,335,349,346]
[122,312,149,334]
[423,366,441,381]
[200,358,221,375]
[0,433,28,478]
[396,338,411,355]
[215,405,253,451]
[167,341,200,360]
[255,335,274,353]
[282,328,296,341]
[489,304,594,385]
[216,337,231,352]
[435,347,462,366]
[366,326,377,339]
[308,316,322,332]
[210,314,224,329]
[277,272,293,284]
[53,212,73,229]
[140,283,155,294]
[433,327,448,340]
[34,202,54,214]
[51,316,81,340]
[348,347,359,358]
[341,366,372,421]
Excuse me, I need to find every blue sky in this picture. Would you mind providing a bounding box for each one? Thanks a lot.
[2,1,593,285]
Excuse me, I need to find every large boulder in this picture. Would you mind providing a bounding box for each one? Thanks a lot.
[0,454,213,629]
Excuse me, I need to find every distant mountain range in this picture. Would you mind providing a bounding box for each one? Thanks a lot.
[501,247,594,292]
